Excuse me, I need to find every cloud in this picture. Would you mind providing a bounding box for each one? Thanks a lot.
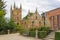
[4,0,60,18]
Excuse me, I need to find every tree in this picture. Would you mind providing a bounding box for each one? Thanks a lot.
[0,17,8,34]
[0,0,6,17]
[0,0,6,10]
[41,13,46,27]
[0,0,7,34]
[8,19,18,33]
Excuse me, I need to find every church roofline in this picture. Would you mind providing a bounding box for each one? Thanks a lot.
[45,7,60,13]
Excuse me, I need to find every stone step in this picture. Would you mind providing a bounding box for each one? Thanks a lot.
[44,32,55,40]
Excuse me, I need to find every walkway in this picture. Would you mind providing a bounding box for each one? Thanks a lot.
[44,32,55,40]
[0,33,41,40]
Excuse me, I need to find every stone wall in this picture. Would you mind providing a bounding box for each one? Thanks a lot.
[46,8,60,30]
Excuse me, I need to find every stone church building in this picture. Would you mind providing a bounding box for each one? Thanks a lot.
[10,3,48,29]
[10,2,60,30]
[10,3,22,25]
[22,9,41,29]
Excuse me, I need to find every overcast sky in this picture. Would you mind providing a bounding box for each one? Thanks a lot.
[4,0,60,18]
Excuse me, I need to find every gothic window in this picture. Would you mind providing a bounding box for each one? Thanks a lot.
[36,16,37,19]
[39,21,41,24]
[32,21,34,24]
[17,17,19,20]
[17,23,19,25]
[25,22,26,24]
[32,21,34,27]
[39,21,41,26]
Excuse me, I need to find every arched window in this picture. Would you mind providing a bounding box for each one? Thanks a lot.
[32,21,34,27]
[36,16,37,19]
[39,21,41,26]
[17,23,19,25]
[32,21,34,24]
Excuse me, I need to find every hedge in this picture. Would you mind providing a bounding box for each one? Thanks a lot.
[38,31,47,38]
[38,27,50,31]
[55,32,60,40]
[19,27,51,38]
[29,31,36,37]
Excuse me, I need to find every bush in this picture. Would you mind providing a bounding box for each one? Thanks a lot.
[0,30,7,35]
[55,32,60,40]
[29,28,36,31]
[29,31,36,37]
[38,31,47,38]
[29,28,36,37]
[19,27,50,38]
[38,27,50,31]
[19,29,25,35]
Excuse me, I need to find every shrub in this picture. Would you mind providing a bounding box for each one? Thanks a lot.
[29,28,36,37]
[19,29,25,35]
[55,32,60,40]
[0,30,7,35]
[38,31,47,38]
[29,28,36,31]
[29,31,36,37]
[38,27,50,31]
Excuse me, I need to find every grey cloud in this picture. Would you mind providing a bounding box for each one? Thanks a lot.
[4,0,60,18]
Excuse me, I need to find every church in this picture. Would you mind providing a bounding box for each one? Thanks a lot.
[10,2,49,29]
[10,2,60,30]
[10,2,22,25]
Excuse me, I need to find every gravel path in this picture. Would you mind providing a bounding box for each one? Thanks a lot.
[0,33,41,40]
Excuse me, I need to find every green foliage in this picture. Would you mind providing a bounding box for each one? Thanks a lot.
[0,10,5,17]
[0,0,6,17]
[23,13,33,20]
[38,31,47,38]
[8,19,18,33]
[29,31,36,37]
[0,0,6,10]
[29,28,36,37]
[23,16,28,20]
[0,0,7,34]
[18,25,25,35]
[29,28,36,31]
[38,27,50,31]
[55,32,60,40]
[0,0,18,34]
[0,17,8,34]
[19,29,26,35]
[29,27,48,38]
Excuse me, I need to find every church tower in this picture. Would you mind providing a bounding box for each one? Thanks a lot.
[10,5,13,19]
[35,8,38,15]
[19,4,22,20]
[10,2,22,25]
[14,2,16,10]
[35,8,38,19]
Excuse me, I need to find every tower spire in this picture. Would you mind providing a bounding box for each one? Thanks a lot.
[20,3,22,9]
[10,5,12,11]
[10,5,12,14]
[35,8,37,13]
[14,2,16,9]
[35,8,38,14]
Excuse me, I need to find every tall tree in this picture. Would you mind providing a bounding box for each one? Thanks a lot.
[41,13,45,27]
[0,0,7,34]
[8,19,18,33]
[0,0,6,10]
[0,0,6,17]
